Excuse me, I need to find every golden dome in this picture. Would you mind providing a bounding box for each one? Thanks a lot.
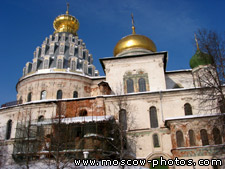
[113,34,157,56]
[53,4,79,35]
[113,14,156,56]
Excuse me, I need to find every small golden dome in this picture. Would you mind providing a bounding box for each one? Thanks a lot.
[113,14,156,56]
[113,34,157,56]
[53,4,79,35]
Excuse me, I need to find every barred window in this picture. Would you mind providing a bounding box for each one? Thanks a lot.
[73,91,78,98]
[200,129,209,146]
[149,106,158,128]
[127,78,134,93]
[6,120,12,140]
[153,134,160,147]
[119,109,127,131]
[184,103,192,115]
[212,127,222,145]
[40,90,47,100]
[138,78,146,92]
[176,130,184,147]
[56,90,62,99]
[27,92,32,102]
[189,130,196,146]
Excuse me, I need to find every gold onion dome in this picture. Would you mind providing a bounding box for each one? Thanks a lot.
[113,14,156,56]
[53,3,79,35]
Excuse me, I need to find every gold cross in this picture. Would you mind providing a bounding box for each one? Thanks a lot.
[66,3,69,14]
[131,13,136,34]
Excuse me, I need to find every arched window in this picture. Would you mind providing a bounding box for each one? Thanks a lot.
[127,78,134,93]
[79,109,87,116]
[40,90,47,100]
[119,109,127,131]
[200,129,209,146]
[56,90,62,99]
[153,134,160,147]
[176,130,184,147]
[71,60,76,71]
[57,59,63,69]
[138,78,146,92]
[6,120,12,140]
[27,92,32,102]
[184,103,192,115]
[38,115,44,122]
[212,128,222,145]
[73,91,78,98]
[149,106,158,128]
[37,116,44,137]
[189,130,196,146]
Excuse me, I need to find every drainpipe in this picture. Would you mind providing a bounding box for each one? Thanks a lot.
[159,90,164,123]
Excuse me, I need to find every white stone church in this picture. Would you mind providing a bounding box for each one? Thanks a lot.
[0,7,224,169]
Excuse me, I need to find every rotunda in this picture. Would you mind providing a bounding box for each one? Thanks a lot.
[16,7,100,103]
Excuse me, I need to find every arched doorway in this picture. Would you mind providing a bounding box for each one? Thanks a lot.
[147,153,171,169]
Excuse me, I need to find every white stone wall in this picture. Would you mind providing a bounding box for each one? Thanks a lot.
[165,70,194,89]
[102,54,167,94]
[16,73,104,103]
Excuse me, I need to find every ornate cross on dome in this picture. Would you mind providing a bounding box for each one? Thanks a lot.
[131,13,136,34]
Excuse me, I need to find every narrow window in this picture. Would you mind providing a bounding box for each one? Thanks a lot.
[149,106,158,128]
[200,129,209,146]
[79,109,87,116]
[44,59,49,69]
[189,130,196,146]
[138,78,146,92]
[40,90,47,100]
[73,91,78,98]
[37,116,44,137]
[153,134,160,147]
[57,59,63,69]
[184,103,192,115]
[71,60,76,71]
[119,109,127,131]
[176,130,184,147]
[32,62,37,72]
[56,90,62,99]
[212,127,222,145]
[6,120,12,140]
[27,92,32,102]
[127,78,134,93]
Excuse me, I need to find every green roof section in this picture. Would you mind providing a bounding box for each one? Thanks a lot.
[189,50,214,69]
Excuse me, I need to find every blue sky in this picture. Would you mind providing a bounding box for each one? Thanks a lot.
[0,0,225,105]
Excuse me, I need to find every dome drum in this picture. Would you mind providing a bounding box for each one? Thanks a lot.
[23,32,99,77]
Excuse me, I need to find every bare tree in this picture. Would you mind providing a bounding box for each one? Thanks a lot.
[194,29,225,167]
[13,110,41,169]
[194,29,225,113]
[108,85,138,168]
